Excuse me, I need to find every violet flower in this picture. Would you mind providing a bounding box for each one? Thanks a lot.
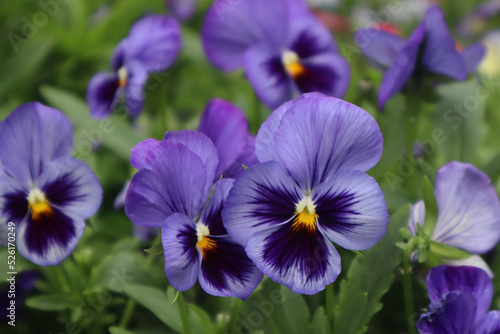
[201,0,350,109]
[0,103,102,265]
[418,265,500,333]
[458,0,500,38]
[167,0,196,21]
[222,93,389,294]
[124,131,262,299]
[87,15,181,119]
[356,4,485,109]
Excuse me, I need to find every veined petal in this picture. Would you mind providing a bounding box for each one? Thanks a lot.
[274,96,383,191]
[355,28,405,71]
[255,93,324,164]
[245,222,341,294]
[222,161,302,246]
[201,0,288,71]
[417,291,476,334]
[476,311,500,334]
[408,200,425,236]
[432,162,500,254]
[125,141,208,226]
[199,235,263,300]
[16,207,84,266]
[224,135,259,179]
[162,213,200,291]
[130,138,160,170]
[243,43,294,110]
[200,178,235,236]
[446,255,494,279]
[86,72,120,119]
[124,61,148,118]
[198,99,249,179]
[0,103,73,182]
[123,15,181,72]
[426,265,493,322]
[163,130,219,192]
[313,170,389,250]
[0,176,29,237]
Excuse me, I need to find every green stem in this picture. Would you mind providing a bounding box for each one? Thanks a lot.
[177,292,192,334]
[403,238,418,334]
[119,299,136,329]
[250,91,261,134]
[326,283,335,331]
[229,298,243,334]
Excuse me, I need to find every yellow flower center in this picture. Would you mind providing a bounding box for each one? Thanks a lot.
[196,223,216,257]
[293,195,318,232]
[282,50,306,79]
[27,188,52,221]
[118,66,128,88]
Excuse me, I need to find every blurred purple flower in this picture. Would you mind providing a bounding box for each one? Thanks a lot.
[458,1,500,38]
[167,0,196,21]
[125,131,262,299]
[222,93,389,294]
[201,0,350,109]
[0,103,102,265]
[418,265,500,333]
[87,15,181,119]
[356,5,485,109]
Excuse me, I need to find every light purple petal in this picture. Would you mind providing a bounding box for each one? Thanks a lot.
[201,0,288,71]
[162,213,200,291]
[222,161,302,246]
[461,42,486,74]
[245,222,341,294]
[273,96,383,191]
[86,72,120,119]
[432,162,500,254]
[313,170,389,250]
[125,141,208,226]
[200,178,234,236]
[476,311,500,334]
[198,99,249,179]
[408,200,425,236]
[111,39,127,72]
[168,0,196,21]
[0,103,73,182]
[421,5,468,80]
[130,138,160,170]
[114,180,130,210]
[426,265,493,322]
[198,235,263,299]
[355,28,405,71]
[123,15,181,72]
[124,61,148,118]
[224,135,259,179]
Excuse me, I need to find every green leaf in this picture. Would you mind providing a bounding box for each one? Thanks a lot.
[310,307,330,334]
[189,304,216,334]
[430,241,471,260]
[281,285,310,334]
[144,242,164,256]
[26,294,75,311]
[124,284,182,332]
[108,327,137,334]
[40,85,89,125]
[333,204,411,334]
[422,176,438,235]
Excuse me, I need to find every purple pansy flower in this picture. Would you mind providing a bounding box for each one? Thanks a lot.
[201,0,350,109]
[167,0,197,21]
[222,93,389,294]
[87,15,181,119]
[408,162,500,274]
[356,4,485,109]
[417,265,500,333]
[0,103,102,265]
[125,131,262,299]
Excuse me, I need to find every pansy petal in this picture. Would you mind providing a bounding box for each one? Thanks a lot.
[461,42,486,74]
[163,130,219,191]
[255,93,324,164]
[355,28,405,70]
[421,5,468,80]
[86,72,120,119]
[417,290,476,334]
[246,222,341,294]
[274,96,383,191]
[202,0,288,71]
[446,255,494,279]
[426,265,493,321]
[222,161,302,246]
[408,200,425,236]
[162,213,200,291]
[124,61,148,118]
[124,15,181,72]
[244,43,294,110]
[198,99,249,178]
[295,52,350,98]
[199,235,263,300]
[224,135,259,179]
[125,141,208,226]
[432,162,500,254]
[476,311,500,334]
[200,179,235,236]
[16,207,84,266]
[0,176,29,239]
[36,158,102,220]
[130,138,160,170]
[0,103,73,182]
[313,170,389,250]
[378,23,425,110]
[111,39,127,72]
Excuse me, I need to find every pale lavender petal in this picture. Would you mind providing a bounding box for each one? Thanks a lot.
[130,139,160,170]
[124,61,148,118]
[446,256,494,279]
[355,28,405,71]
[408,200,426,236]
